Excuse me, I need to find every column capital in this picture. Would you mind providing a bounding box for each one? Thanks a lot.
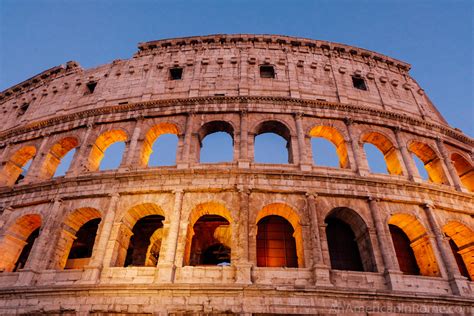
[344,117,354,126]
[367,196,380,203]
[305,191,318,199]
[294,111,304,119]
[86,122,95,129]
[423,201,435,210]
[172,188,184,195]
[108,192,120,199]
[236,185,252,195]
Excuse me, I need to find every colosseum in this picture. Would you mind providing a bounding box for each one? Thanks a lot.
[0,34,472,315]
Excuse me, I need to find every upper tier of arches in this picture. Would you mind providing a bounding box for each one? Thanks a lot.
[1,113,472,193]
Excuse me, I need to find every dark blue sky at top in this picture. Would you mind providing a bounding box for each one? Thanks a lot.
[1,0,471,175]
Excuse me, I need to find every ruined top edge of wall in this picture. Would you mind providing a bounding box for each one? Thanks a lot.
[137,34,411,71]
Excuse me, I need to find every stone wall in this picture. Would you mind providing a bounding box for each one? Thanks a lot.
[0,34,473,315]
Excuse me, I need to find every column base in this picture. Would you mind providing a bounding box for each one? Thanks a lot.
[155,263,176,283]
[238,160,251,169]
[300,164,312,172]
[312,264,333,287]
[448,275,472,297]
[234,263,252,284]
[15,269,39,286]
[79,265,101,284]
[384,269,405,291]
[176,163,189,170]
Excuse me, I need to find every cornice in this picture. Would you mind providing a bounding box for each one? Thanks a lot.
[136,34,411,71]
[0,96,471,146]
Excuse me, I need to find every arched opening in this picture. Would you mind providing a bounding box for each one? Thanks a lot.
[254,120,292,164]
[188,215,231,266]
[148,134,179,166]
[0,146,36,186]
[53,207,102,270]
[388,213,440,277]
[450,153,474,192]
[184,202,233,266]
[325,208,376,272]
[112,203,166,267]
[361,132,403,175]
[64,218,101,269]
[309,126,349,168]
[412,154,429,180]
[141,123,179,167]
[198,121,234,163]
[124,215,164,267]
[40,137,79,179]
[255,203,304,268]
[88,130,128,171]
[311,138,340,168]
[54,148,76,177]
[443,221,473,280]
[448,239,470,280]
[256,215,297,268]
[389,224,420,275]
[0,214,42,272]
[408,141,449,184]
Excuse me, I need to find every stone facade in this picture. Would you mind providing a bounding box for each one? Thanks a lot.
[0,34,472,315]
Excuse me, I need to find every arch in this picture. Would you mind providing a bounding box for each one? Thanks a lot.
[450,153,474,192]
[124,215,165,267]
[388,213,440,276]
[88,129,128,171]
[361,132,403,175]
[443,221,473,280]
[197,120,234,163]
[309,126,349,168]
[325,207,376,272]
[257,215,298,268]
[39,137,79,179]
[0,214,42,272]
[255,203,304,267]
[184,202,233,266]
[254,120,293,164]
[112,203,166,267]
[0,146,36,186]
[54,207,102,269]
[408,141,449,184]
[141,123,180,166]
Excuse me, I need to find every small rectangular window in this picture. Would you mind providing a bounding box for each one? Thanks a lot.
[169,67,183,80]
[18,103,29,115]
[86,82,97,94]
[352,76,367,90]
[260,65,275,78]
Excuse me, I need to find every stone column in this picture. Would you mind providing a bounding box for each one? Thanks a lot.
[423,203,468,296]
[81,193,120,283]
[235,187,252,284]
[238,110,250,168]
[66,123,95,177]
[156,189,184,283]
[295,113,311,171]
[436,138,465,192]
[393,127,420,182]
[22,135,50,184]
[306,192,332,287]
[367,197,397,272]
[121,117,144,170]
[16,198,63,285]
[177,113,194,169]
[344,118,367,176]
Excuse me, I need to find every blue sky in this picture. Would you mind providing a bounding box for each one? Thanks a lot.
[1,0,471,175]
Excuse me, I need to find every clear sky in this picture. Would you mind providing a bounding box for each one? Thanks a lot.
[1,0,472,175]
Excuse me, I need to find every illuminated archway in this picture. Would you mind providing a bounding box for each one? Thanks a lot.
[361,132,403,175]
[443,221,473,280]
[450,153,474,192]
[53,207,101,270]
[39,137,79,179]
[408,141,449,184]
[141,123,179,167]
[388,213,440,276]
[309,126,349,168]
[184,202,233,266]
[256,203,304,268]
[88,130,128,171]
[0,214,42,272]
[0,146,36,186]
